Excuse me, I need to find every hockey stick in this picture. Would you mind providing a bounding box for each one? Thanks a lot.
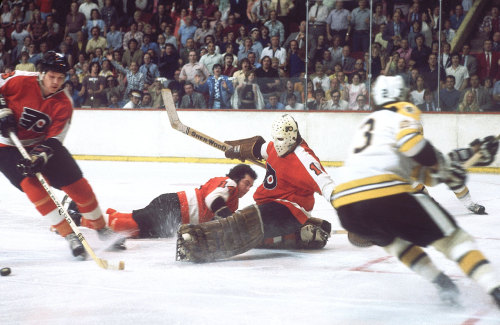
[9,132,125,271]
[463,134,500,169]
[161,88,266,168]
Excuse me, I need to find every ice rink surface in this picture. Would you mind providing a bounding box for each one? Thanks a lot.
[1,161,500,325]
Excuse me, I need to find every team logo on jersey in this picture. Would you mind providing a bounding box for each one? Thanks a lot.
[263,163,277,190]
[19,108,51,132]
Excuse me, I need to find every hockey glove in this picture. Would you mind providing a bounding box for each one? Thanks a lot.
[214,206,233,220]
[433,151,467,191]
[224,136,265,162]
[17,144,54,177]
[469,135,499,166]
[0,107,17,138]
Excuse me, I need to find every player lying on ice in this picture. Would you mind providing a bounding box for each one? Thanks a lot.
[64,163,332,249]
[0,51,126,259]
[175,113,336,262]
[333,75,500,307]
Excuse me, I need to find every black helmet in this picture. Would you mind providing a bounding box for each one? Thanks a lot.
[41,51,69,74]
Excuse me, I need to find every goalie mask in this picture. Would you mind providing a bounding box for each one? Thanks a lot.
[271,114,300,157]
[372,75,407,106]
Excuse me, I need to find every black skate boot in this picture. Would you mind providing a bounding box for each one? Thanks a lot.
[97,227,127,250]
[62,195,83,226]
[467,203,486,215]
[432,272,460,305]
[65,233,86,258]
[490,287,500,308]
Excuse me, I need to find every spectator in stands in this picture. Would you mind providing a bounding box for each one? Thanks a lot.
[264,10,284,45]
[86,9,106,40]
[123,89,142,109]
[222,53,238,77]
[460,74,492,111]
[79,0,98,20]
[180,50,210,84]
[418,89,438,111]
[477,39,500,82]
[141,33,160,59]
[319,49,336,76]
[104,75,123,106]
[140,52,160,87]
[248,51,261,69]
[349,0,371,52]
[327,89,348,110]
[265,92,285,110]
[410,34,431,70]
[86,27,108,55]
[420,53,445,92]
[372,2,388,34]
[123,22,143,51]
[255,55,280,102]
[345,72,367,109]
[457,89,480,112]
[11,22,29,55]
[122,38,143,68]
[442,20,456,45]
[30,41,49,67]
[374,22,388,53]
[308,0,328,42]
[410,75,426,106]
[163,24,177,50]
[459,43,477,76]
[450,4,465,30]
[179,38,196,66]
[106,23,123,53]
[28,9,46,48]
[352,94,370,111]
[179,81,206,109]
[420,10,434,48]
[199,0,218,21]
[194,18,214,48]
[284,93,304,110]
[101,0,119,28]
[493,31,500,52]
[339,45,356,73]
[74,31,88,57]
[439,75,461,111]
[195,64,234,109]
[261,35,286,69]
[480,6,500,37]
[178,15,197,48]
[200,42,223,74]
[223,14,242,36]
[250,0,270,26]
[446,53,469,91]
[80,61,106,108]
[158,43,179,80]
[326,0,350,46]
[233,58,252,87]
[279,79,301,106]
[284,21,307,51]
[238,37,254,62]
[259,25,272,49]
[329,34,344,65]
[383,10,408,55]
[108,52,145,101]
[232,70,265,109]
[396,38,412,65]
[65,1,86,42]
[307,89,327,110]
[15,51,36,72]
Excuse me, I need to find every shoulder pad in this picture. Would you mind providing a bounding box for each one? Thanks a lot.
[391,102,422,121]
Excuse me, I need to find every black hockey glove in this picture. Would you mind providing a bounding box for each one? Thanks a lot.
[0,107,17,138]
[434,151,467,191]
[469,136,499,166]
[17,144,54,177]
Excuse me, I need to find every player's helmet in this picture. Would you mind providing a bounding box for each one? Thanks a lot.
[271,114,301,157]
[372,75,407,106]
[40,51,69,74]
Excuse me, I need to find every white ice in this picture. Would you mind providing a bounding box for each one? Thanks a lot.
[1,161,500,325]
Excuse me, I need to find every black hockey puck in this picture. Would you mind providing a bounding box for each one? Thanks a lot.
[1,267,11,276]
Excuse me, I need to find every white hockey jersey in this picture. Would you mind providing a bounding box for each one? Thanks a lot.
[333,102,428,208]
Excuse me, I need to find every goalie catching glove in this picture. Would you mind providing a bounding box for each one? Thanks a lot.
[449,135,499,167]
[224,136,265,162]
[433,150,467,191]
[17,142,54,177]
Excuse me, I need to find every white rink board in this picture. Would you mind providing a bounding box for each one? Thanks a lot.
[65,109,500,167]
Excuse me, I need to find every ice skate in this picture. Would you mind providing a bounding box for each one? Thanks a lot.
[61,195,83,226]
[490,287,500,308]
[97,226,127,250]
[467,203,486,215]
[65,233,86,258]
[432,272,460,306]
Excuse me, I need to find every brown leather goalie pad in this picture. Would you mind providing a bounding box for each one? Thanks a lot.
[176,205,264,262]
[224,136,265,162]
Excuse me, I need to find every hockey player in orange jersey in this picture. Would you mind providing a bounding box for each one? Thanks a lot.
[175,114,335,262]
[0,51,125,258]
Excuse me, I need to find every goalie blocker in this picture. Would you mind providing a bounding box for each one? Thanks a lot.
[176,203,332,262]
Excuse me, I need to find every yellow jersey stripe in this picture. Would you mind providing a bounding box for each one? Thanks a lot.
[399,133,424,153]
[333,183,415,208]
[335,174,408,193]
[396,128,421,141]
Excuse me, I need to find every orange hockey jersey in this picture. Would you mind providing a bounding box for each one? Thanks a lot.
[0,70,72,147]
[177,176,240,224]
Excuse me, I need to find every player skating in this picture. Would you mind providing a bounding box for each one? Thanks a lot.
[332,75,500,306]
[0,51,125,259]
[175,114,335,262]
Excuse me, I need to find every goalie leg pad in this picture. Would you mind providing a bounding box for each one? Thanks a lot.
[176,205,264,262]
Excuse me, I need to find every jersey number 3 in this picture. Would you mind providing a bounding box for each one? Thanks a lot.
[354,118,375,153]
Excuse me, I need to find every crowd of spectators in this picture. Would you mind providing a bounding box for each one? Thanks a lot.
[0,0,499,111]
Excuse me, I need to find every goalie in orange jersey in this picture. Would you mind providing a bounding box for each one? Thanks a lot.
[0,51,125,259]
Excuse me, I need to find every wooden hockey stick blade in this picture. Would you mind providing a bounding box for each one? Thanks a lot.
[9,132,125,271]
[162,89,266,168]
[462,134,500,169]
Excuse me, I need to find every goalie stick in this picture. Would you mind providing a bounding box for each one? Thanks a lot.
[9,132,125,271]
[161,88,265,168]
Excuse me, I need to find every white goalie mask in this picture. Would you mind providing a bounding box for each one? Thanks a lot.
[271,114,300,157]
[372,75,408,106]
